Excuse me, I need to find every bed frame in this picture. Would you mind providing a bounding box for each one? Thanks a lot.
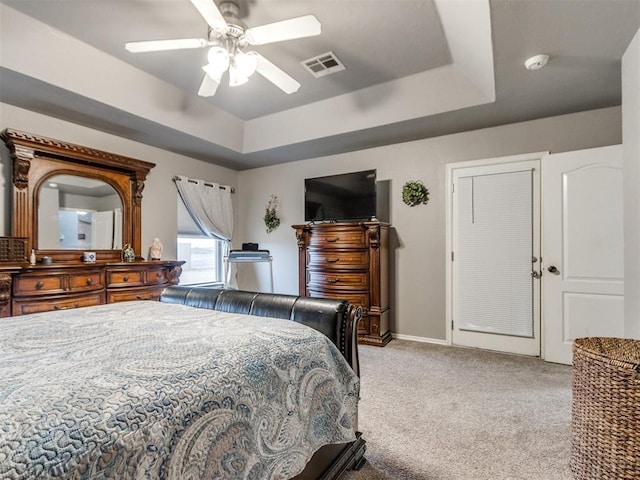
[159,286,367,479]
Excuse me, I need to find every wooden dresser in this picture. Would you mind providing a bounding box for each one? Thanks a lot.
[7,261,184,316]
[293,221,391,346]
[0,130,185,318]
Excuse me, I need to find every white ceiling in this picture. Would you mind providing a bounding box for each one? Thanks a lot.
[1,0,639,170]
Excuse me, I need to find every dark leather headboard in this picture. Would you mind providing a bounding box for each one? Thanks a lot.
[160,287,362,376]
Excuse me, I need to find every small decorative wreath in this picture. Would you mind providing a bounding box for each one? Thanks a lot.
[264,194,281,233]
[402,180,429,207]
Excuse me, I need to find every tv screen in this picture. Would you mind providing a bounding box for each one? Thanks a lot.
[305,170,377,222]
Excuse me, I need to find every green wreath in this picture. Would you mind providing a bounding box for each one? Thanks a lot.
[402,180,429,207]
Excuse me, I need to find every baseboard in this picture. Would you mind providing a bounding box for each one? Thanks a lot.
[391,333,448,345]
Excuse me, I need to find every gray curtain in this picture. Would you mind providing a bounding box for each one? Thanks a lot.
[173,175,235,287]
[173,175,233,241]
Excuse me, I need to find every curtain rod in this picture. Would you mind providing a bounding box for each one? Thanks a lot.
[172,176,235,193]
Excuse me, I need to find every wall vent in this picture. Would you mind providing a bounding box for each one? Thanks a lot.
[302,51,345,78]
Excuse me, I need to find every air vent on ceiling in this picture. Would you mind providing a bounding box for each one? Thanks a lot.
[302,51,345,78]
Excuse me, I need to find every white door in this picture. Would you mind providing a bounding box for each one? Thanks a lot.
[451,159,541,356]
[92,211,114,249]
[542,145,624,365]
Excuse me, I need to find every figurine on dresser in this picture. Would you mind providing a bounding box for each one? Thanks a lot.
[122,244,136,262]
[149,238,163,260]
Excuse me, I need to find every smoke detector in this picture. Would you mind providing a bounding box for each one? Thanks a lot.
[524,54,549,71]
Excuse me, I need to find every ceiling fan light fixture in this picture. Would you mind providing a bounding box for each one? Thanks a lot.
[202,63,223,82]
[234,51,258,78]
[126,0,322,97]
[228,65,249,87]
[207,46,230,72]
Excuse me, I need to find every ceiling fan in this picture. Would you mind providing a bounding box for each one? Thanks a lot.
[125,0,321,98]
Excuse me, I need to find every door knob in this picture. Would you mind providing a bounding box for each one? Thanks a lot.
[547,266,559,274]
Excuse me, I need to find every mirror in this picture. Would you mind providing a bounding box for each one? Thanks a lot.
[3,128,155,263]
[38,175,123,250]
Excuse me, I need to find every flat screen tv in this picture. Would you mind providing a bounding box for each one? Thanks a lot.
[305,170,388,222]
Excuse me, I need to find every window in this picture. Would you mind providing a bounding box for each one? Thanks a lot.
[176,198,225,286]
[177,235,224,285]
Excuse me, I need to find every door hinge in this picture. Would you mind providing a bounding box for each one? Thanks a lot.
[451,320,454,330]
[451,251,454,261]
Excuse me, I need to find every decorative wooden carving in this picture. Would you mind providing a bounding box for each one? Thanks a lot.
[1,128,155,263]
[168,265,183,285]
[12,146,33,190]
[133,179,145,207]
[0,273,13,307]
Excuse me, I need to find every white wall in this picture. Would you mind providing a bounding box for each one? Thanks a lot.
[623,28,640,338]
[0,103,239,260]
[236,107,622,341]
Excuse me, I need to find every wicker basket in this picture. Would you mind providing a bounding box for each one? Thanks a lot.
[571,337,640,480]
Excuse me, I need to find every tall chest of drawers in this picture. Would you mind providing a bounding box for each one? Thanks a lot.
[293,221,391,346]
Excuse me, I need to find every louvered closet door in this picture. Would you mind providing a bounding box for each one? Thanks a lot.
[452,160,541,356]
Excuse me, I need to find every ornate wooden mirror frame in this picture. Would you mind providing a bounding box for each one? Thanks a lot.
[1,129,155,263]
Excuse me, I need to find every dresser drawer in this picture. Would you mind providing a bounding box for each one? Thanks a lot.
[13,274,64,296]
[307,271,368,290]
[307,250,369,269]
[107,286,163,303]
[68,271,104,291]
[12,292,104,316]
[106,270,144,287]
[146,268,168,285]
[307,228,367,248]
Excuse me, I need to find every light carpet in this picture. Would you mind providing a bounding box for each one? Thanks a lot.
[342,340,573,480]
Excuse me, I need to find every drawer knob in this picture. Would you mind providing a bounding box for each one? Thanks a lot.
[86,278,93,286]
[326,277,341,284]
[326,237,340,243]
[326,257,340,263]
[123,275,129,282]
[35,281,44,290]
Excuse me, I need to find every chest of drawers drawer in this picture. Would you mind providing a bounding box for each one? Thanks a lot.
[307,270,369,290]
[307,228,367,248]
[306,289,370,335]
[307,250,369,269]
[306,288,369,311]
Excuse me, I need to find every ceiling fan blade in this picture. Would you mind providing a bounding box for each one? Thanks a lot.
[198,73,220,97]
[254,53,300,94]
[125,38,208,53]
[246,14,321,45]
[190,0,228,32]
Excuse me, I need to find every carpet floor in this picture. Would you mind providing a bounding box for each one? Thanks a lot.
[342,340,573,480]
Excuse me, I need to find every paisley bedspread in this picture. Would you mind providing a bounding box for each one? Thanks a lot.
[0,301,359,479]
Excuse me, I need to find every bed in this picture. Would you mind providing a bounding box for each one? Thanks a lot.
[0,287,366,479]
